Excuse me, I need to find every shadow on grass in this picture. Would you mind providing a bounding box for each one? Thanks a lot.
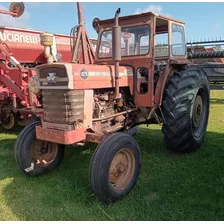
[0,126,224,221]
[210,98,224,105]
[0,125,23,137]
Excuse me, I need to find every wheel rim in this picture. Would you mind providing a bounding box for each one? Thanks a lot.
[1,113,15,129]
[30,139,58,167]
[17,114,27,126]
[109,148,135,191]
[192,89,207,138]
[193,94,203,128]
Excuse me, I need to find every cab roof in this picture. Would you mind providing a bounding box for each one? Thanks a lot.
[98,11,185,27]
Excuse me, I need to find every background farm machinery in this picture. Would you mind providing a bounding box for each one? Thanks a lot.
[0,2,64,129]
[187,39,224,90]
[0,2,99,129]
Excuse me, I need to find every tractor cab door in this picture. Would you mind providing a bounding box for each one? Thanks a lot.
[118,20,155,107]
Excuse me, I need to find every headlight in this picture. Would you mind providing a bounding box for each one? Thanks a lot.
[56,53,62,62]
[28,75,41,95]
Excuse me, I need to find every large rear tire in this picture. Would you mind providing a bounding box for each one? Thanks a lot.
[90,132,141,204]
[162,68,210,153]
[14,121,65,176]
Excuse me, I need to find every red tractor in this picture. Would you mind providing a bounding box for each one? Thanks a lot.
[14,3,210,204]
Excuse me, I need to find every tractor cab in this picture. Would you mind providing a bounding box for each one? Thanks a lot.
[94,12,187,62]
[93,12,188,106]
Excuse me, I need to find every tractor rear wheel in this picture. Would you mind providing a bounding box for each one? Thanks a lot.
[89,132,141,204]
[162,68,210,153]
[14,121,65,176]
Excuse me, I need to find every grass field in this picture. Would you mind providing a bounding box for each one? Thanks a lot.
[0,90,223,221]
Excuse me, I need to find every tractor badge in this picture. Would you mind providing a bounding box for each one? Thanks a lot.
[47,72,57,83]
[80,68,88,80]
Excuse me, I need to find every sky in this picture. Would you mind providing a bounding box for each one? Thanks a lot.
[0,2,224,42]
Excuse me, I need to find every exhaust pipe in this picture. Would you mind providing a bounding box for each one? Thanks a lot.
[112,8,121,99]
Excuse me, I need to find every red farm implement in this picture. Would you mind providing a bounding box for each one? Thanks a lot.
[0,2,98,129]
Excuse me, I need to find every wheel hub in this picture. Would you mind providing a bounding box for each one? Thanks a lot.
[36,145,47,155]
[30,140,58,167]
[109,149,135,191]
[193,94,203,129]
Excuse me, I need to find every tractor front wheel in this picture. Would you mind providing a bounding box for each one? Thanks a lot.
[162,68,210,153]
[14,121,65,176]
[89,132,141,204]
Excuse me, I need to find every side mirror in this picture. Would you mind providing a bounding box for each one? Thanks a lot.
[92,17,100,33]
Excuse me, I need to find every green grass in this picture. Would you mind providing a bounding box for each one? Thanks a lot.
[0,90,224,221]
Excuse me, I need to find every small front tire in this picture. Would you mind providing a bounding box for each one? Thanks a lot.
[14,121,65,177]
[90,132,141,204]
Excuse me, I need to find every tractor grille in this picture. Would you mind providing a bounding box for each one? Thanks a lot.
[39,66,69,87]
[42,89,84,124]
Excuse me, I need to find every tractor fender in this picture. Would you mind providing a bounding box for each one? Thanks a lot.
[154,62,184,105]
